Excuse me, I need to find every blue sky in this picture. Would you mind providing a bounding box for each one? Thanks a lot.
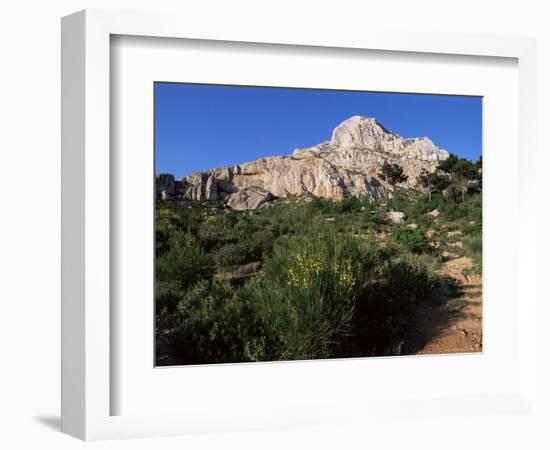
[155,83,482,178]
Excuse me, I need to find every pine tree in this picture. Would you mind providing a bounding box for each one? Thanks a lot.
[436,153,478,202]
[418,169,451,201]
[379,162,408,203]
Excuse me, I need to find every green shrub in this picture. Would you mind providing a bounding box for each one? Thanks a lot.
[391,226,432,254]
[239,223,375,361]
[233,214,259,236]
[440,192,481,222]
[387,191,413,213]
[414,193,446,215]
[365,208,388,229]
[271,200,323,235]
[158,280,245,364]
[465,234,482,254]
[215,231,274,267]
[156,231,213,311]
[463,233,482,271]
[337,196,363,213]
[307,196,334,214]
[204,214,224,225]
[197,222,224,251]
[155,208,183,257]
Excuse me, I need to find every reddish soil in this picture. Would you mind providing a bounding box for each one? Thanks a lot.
[410,252,482,355]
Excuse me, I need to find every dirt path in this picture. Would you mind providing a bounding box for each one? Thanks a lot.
[410,252,482,355]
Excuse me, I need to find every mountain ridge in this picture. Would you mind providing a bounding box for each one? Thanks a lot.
[157,116,450,210]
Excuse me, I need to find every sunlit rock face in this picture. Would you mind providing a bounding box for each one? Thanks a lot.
[226,187,273,211]
[168,116,449,209]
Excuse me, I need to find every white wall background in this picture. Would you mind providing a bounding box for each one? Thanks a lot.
[0,1,548,448]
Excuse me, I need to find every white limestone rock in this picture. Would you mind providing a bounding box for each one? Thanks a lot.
[386,211,407,224]
[175,116,450,209]
[226,187,273,211]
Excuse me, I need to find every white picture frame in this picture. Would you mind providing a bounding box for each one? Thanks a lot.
[61,9,538,441]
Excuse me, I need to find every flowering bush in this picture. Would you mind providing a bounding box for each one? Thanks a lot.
[238,222,373,361]
[287,251,355,294]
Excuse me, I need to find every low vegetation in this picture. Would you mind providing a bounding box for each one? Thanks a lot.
[155,155,482,365]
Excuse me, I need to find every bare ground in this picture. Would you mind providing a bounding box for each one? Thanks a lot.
[408,252,482,355]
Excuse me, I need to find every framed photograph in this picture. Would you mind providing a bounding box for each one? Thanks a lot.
[62,9,538,441]
[153,83,483,367]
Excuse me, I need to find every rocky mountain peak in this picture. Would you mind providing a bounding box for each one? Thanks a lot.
[330,116,395,148]
[158,116,450,210]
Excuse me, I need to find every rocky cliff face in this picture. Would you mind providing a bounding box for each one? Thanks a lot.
[159,116,449,210]
[156,173,176,201]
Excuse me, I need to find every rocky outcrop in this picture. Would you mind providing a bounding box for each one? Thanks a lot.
[156,173,175,200]
[159,116,449,209]
[179,172,220,201]
[386,211,407,224]
[227,187,273,211]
